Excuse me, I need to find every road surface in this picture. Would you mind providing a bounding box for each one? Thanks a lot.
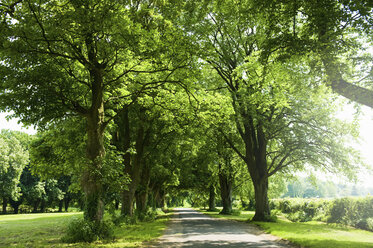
[147,208,294,247]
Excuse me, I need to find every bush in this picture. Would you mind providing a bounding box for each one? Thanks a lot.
[271,197,373,231]
[327,198,352,224]
[62,218,114,243]
[286,211,311,222]
[327,197,373,230]
[137,209,157,222]
[355,218,373,231]
[271,198,328,222]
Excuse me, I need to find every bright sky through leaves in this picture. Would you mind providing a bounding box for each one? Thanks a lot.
[0,112,36,135]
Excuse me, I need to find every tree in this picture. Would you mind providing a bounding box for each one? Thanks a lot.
[0,130,29,213]
[0,0,190,223]
[189,0,362,220]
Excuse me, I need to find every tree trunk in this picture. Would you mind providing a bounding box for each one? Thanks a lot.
[136,161,150,213]
[82,169,104,222]
[33,200,39,213]
[83,101,105,223]
[2,198,7,214]
[13,205,19,214]
[9,199,21,214]
[121,189,135,216]
[40,200,46,213]
[114,108,136,217]
[136,163,150,215]
[148,192,156,210]
[252,176,270,221]
[160,194,165,209]
[208,185,216,211]
[219,172,233,214]
[64,197,70,212]
[156,189,166,209]
[58,200,63,212]
[135,191,148,215]
[241,121,270,221]
[121,118,147,216]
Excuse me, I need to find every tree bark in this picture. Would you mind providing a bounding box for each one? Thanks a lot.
[120,112,148,216]
[121,149,143,216]
[156,189,166,209]
[208,185,216,211]
[135,191,148,215]
[114,109,134,216]
[40,200,46,213]
[136,162,150,215]
[115,199,119,210]
[242,120,272,221]
[33,200,39,213]
[82,67,106,222]
[121,189,135,216]
[9,199,21,214]
[2,198,7,214]
[58,200,63,212]
[64,197,70,212]
[251,176,270,221]
[83,123,105,222]
[219,172,233,215]
[321,57,373,108]
[13,205,19,214]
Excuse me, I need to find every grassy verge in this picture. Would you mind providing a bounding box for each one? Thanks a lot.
[0,211,171,248]
[201,209,373,248]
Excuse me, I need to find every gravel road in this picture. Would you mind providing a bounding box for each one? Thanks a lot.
[146,208,294,247]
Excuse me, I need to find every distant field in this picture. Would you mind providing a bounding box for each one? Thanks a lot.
[202,210,373,248]
[0,211,170,247]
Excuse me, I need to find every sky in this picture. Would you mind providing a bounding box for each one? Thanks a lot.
[0,112,37,135]
[333,102,373,188]
[1,101,373,187]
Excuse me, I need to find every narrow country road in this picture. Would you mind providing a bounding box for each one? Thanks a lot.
[146,208,294,247]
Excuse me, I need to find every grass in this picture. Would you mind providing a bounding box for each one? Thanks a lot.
[201,209,373,248]
[0,210,171,248]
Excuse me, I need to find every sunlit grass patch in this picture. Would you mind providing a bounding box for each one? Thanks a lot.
[255,219,373,248]
[0,212,82,247]
[0,211,171,247]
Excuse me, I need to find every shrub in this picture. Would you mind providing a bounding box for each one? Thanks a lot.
[137,209,157,222]
[272,196,373,231]
[278,199,292,213]
[355,218,372,231]
[367,218,373,232]
[326,197,373,227]
[272,198,328,222]
[286,211,311,222]
[327,198,350,224]
[62,218,114,243]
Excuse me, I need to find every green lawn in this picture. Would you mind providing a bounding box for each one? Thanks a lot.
[0,211,170,248]
[202,210,373,248]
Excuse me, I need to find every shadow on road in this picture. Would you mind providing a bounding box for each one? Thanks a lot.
[146,208,293,248]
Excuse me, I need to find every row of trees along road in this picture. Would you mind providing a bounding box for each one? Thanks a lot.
[0,0,372,227]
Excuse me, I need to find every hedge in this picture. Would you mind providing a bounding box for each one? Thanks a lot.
[270,196,373,231]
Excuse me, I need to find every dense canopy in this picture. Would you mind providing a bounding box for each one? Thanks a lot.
[0,0,371,231]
